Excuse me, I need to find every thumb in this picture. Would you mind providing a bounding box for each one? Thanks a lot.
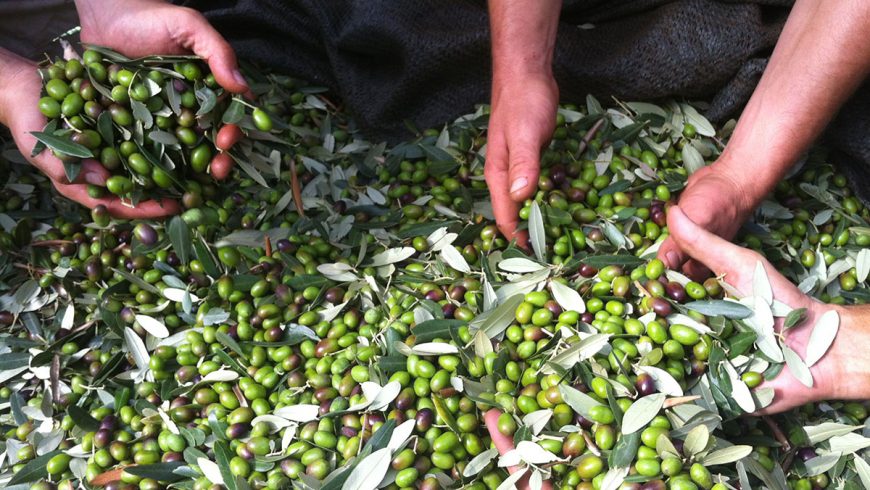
[507,146,541,202]
[185,15,248,94]
[667,205,735,277]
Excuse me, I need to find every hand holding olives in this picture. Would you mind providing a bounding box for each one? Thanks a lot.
[77,0,249,94]
[484,73,559,244]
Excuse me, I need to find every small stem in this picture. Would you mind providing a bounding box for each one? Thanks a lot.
[576,118,605,157]
[763,415,791,452]
[264,235,273,257]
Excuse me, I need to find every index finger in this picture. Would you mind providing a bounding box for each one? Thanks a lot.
[484,409,554,490]
[485,137,527,247]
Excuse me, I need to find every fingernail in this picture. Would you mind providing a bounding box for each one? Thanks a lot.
[510,177,527,195]
[232,69,248,87]
[666,251,679,268]
[83,172,104,186]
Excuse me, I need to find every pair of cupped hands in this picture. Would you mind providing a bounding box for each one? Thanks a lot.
[0,0,247,218]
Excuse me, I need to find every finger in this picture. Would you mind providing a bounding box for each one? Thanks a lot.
[506,137,542,202]
[682,258,712,283]
[667,205,741,277]
[181,12,249,93]
[53,182,181,219]
[78,159,110,186]
[656,236,687,271]
[485,137,526,246]
[483,409,552,490]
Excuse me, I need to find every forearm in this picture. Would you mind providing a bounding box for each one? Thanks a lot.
[719,0,870,203]
[488,0,561,80]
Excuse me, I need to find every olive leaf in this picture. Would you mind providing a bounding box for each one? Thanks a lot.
[683,424,710,457]
[599,466,629,490]
[804,452,843,476]
[783,307,806,329]
[68,405,101,431]
[782,344,813,388]
[30,131,94,158]
[549,280,586,313]
[498,257,546,273]
[559,384,604,419]
[317,263,359,282]
[742,297,783,363]
[804,309,839,367]
[681,143,705,174]
[473,294,524,338]
[124,327,150,371]
[722,362,755,413]
[621,393,665,434]
[7,450,62,485]
[529,201,546,262]
[684,300,751,319]
[168,217,191,265]
[341,447,392,490]
[804,422,860,444]
[857,248,870,283]
[273,404,320,423]
[213,441,238,490]
[853,454,870,489]
[410,342,459,356]
[680,104,716,136]
[544,333,610,372]
[369,247,415,267]
[135,314,170,338]
[828,433,870,454]
[700,445,753,466]
[440,245,471,273]
[636,366,683,397]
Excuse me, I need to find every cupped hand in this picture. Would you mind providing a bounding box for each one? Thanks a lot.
[658,164,755,279]
[0,51,179,218]
[76,0,249,94]
[667,205,844,413]
[484,74,558,245]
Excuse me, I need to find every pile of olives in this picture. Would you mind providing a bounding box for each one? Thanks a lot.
[2,49,870,490]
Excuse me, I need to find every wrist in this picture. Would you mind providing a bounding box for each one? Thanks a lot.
[824,304,870,401]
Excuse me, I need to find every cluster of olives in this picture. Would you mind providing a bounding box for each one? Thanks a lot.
[35,48,274,199]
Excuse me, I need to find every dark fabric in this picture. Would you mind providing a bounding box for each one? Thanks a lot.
[183,0,792,139]
[0,0,77,59]
[183,0,870,201]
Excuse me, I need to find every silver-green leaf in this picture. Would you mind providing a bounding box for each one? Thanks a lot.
[621,393,665,434]
[804,309,839,367]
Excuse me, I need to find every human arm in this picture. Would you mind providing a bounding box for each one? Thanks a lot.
[660,0,870,275]
[484,0,561,243]
[74,0,249,94]
[0,48,179,218]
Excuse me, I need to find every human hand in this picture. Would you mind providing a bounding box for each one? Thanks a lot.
[0,50,179,218]
[483,409,554,490]
[657,163,758,278]
[484,74,558,245]
[76,0,249,94]
[666,205,851,413]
